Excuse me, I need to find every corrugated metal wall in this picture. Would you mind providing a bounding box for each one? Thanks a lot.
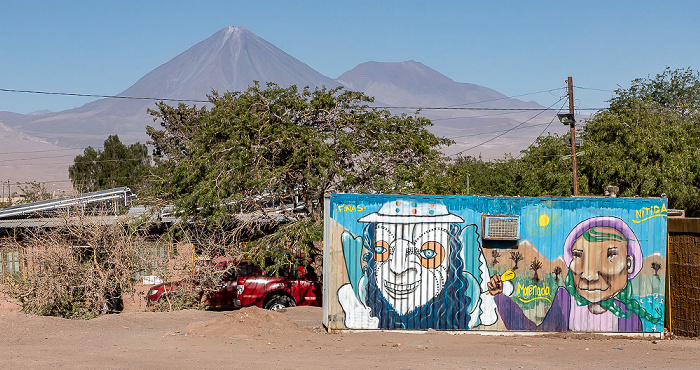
[324,194,667,333]
[668,218,700,337]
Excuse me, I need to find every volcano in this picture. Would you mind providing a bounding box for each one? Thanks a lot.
[3,27,340,148]
[0,26,565,187]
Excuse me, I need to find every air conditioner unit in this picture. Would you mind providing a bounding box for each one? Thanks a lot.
[481,215,520,240]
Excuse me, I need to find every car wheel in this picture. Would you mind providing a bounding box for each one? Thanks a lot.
[264,295,296,311]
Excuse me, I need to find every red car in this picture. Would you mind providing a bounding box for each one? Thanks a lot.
[146,260,321,311]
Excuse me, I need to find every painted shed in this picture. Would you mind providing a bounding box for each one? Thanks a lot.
[323,194,667,333]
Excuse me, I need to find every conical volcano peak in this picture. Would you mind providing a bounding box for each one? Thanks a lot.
[223,25,249,35]
[217,26,255,42]
[209,26,260,51]
[224,26,239,35]
[0,25,560,182]
[1,26,340,148]
[117,25,339,102]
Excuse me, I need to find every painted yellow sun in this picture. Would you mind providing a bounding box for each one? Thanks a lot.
[537,214,550,228]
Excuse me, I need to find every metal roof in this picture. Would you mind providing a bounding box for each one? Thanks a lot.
[0,187,135,220]
[0,215,125,229]
[0,187,300,230]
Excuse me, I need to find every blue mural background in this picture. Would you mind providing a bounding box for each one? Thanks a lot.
[327,193,667,333]
[331,195,667,262]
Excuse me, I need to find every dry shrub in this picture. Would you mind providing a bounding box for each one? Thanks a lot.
[144,224,250,312]
[1,204,170,319]
[146,289,202,312]
[0,200,270,316]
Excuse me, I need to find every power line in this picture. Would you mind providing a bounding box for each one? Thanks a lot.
[437,103,573,135]
[516,100,569,159]
[448,96,567,157]
[443,108,570,139]
[0,154,77,163]
[0,148,85,155]
[0,88,209,104]
[0,160,75,167]
[9,84,689,113]
[430,110,526,121]
[446,121,562,140]
[2,85,602,111]
[445,88,567,108]
[11,177,135,185]
[375,105,566,111]
[428,105,564,121]
[574,85,615,93]
[0,157,150,166]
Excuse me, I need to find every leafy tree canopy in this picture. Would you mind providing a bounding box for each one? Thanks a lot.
[146,83,451,270]
[581,67,700,214]
[411,155,518,196]
[609,67,700,116]
[69,135,151,193]
[513,134,590,197]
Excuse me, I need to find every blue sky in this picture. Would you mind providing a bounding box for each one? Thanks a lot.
[1,1,698,115]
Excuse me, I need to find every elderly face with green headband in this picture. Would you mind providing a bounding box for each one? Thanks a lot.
[563,216,661,325]
[568,226,632,310]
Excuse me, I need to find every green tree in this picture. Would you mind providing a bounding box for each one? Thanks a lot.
[146,102,207,165]
[413,155,519,196]
[69,135,151,193]
[146,83,451,271]
[514,134,589,196]
[580,68,700,215]
[420,136,582,198]
[608,67,700,117]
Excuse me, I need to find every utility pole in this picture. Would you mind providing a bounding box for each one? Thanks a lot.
[567,77,579,196]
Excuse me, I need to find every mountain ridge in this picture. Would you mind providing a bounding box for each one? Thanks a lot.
[337,60,542,109]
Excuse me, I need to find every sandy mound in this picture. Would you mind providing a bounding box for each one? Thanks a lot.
[169,306,299,338]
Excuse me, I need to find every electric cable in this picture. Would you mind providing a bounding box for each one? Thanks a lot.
[515,99,569,159]
[448,96,567,157]
[0,88,209,104]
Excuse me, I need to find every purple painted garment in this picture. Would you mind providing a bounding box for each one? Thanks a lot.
[495,287,642,332]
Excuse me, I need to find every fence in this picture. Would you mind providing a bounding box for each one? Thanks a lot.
[668,218,700,337]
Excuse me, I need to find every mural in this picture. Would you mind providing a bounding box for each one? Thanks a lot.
[327,194,667,333]
[495,216,664,331]
[337,200,510,329]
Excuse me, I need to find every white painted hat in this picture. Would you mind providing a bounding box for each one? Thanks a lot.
[358,200,464,224]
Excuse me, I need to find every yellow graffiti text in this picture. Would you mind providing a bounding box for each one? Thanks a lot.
[516,282,552,303]
[336,204,364,213]
[633,204,667,224]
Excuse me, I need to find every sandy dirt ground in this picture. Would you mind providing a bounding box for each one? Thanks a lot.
[0,305,697,369]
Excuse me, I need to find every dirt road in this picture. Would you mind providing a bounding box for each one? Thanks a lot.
[0,306,696,369]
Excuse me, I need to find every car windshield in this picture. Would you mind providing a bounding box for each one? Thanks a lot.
[226,264,257,278]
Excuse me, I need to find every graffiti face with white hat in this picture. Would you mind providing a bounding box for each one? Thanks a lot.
[360,200,464,315]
